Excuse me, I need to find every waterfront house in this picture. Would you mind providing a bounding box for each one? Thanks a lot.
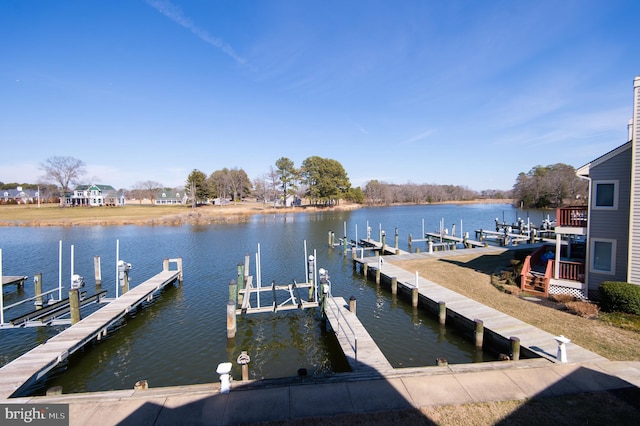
[155,189,187,205]
[65,184,120,206]
[1,187,38,204]
[521,75,640,299]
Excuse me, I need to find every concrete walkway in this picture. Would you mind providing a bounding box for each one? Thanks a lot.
[8,360,640,425]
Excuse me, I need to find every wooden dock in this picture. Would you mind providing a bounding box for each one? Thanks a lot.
[353,249,607,365]
[1,275,28,288]
[324,296,393,374]
[355,238,410,256]
[424,232,486,248]
[0,261,182,399]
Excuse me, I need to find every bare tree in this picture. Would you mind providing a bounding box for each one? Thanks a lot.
[39,156,86,191]
[132,180,162,205]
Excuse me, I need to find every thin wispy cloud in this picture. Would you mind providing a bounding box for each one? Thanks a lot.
[146,0,246,65]
[399,129,435,146]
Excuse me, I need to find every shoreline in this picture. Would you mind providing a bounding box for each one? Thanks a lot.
[0,199,515,227]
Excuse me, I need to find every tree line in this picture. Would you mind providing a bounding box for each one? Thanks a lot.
[3,156,588,208]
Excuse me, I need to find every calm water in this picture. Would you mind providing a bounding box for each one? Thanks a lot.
[0,204,549,395]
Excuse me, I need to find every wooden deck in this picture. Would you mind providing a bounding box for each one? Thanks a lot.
[353,248,607,365]
[0,268,181,399]
[324,296,393,374]
[1,275,28,288]
[355,238,410,255]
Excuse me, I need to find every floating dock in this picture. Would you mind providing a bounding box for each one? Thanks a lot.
[0,259,182,399]
[324,296,393,374]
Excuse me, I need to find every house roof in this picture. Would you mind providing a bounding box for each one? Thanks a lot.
[576,141,632,177]
[74,184,116,191]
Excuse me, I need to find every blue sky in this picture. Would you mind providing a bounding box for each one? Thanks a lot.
[1,0,639,192]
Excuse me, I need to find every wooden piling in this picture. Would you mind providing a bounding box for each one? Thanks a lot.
[69,289,81,325]
[391,277,397,295]
[327,231,332,247]
[408,233,412,246]
[394,228,399,249]
[349,296,356,314]
[474,319,484,348]
[237,263,244,306]
[34,273,43,310]
[439,301,446,325]
[134,380,148,390]
[343,237,347,257]
[227,300,236,339]
[375,269,380,285]
[176,258,184,283]
[308,255,315,302]
[94,256,102,289]
[510,336,520,361]
[412,288,419,308]
[229,280,237,304]
[46,386,63,396]
[363,262,368,276]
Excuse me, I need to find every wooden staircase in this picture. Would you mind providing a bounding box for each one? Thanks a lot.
[520,245,551,296]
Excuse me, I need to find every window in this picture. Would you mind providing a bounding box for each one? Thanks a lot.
[593,180,618,209]
[590,239,616,274]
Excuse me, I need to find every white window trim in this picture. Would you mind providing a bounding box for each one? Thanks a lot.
[590,238,616,275]
[592,179,619,210]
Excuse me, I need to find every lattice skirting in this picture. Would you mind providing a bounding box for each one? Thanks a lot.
[549,284,587,299]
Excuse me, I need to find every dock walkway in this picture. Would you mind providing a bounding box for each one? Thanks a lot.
[324,296,393,374]
[353,247,606,364]
[0,267,181,399]
[1,275,28,288]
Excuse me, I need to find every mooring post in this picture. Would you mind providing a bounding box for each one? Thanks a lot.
[391,277,398,295]
[34,273,43,310]
[343,237,348,257]
[349,296,357,314]
[439,301,446,325]
[375,268,381,285]
[94,256,102,289]
[227,300,236,339]
[327,231,332,247]
[69,288,81,324]
[118,260,130,294]
[176,258,184,283]
[428,240,433,254]
[412,288,419,308]
[46,386,63,396]
[408,233,412,247]
[394,227,399,249]
[363,262,368,277]
[307,255,315,302]
[237,263,244,306]
[381,231,386,253]
[134,380,148,390]
[475,319,484,348]
[244,253,250,280]
[163,258,169,271]
[510,336,520,361]
[229,280,237,304]
[237,351,251,381]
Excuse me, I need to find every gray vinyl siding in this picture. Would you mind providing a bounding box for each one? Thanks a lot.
[630,79,640,284]
[588,147,632,292]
